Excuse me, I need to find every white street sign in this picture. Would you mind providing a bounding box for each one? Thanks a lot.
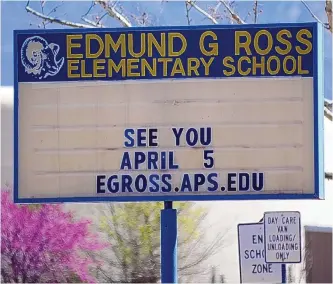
[263,211,301,263]
[238,223,283,283]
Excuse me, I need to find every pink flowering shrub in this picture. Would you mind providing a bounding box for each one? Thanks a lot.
[1,191,107,283]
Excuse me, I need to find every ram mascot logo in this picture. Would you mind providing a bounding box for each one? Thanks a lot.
[20,36,64,79]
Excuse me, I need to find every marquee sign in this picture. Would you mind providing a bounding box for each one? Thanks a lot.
[13,22,324,203]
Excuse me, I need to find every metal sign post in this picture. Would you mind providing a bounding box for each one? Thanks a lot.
[161,201,178,283]
[282,264,286,283]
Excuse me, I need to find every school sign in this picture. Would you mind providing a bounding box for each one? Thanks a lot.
[13,23,324,203]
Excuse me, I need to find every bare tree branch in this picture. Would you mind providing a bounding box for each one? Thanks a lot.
[46,2,64,17]
[186,0,218,24]
[301,1,324,23]
[325,99,332,120]
[26,5,94,28]
[130,12,151,27]
[301,0,331,31]
[40,1,46,29]
[27,0,133,29]
[185,1,192,26]
[95,0,132,27]
[207,2,223,22]
[81,0,96,18]
[253,0,258,23]
[325,107,332,120]
[97,12,110,26]
[81,17,105,27]
[220,0,245,24]
[326,0,333,32]
[325,98,332,109]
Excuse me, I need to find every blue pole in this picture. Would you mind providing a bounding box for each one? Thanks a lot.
[282,264,287,283]
[161,201,178,283]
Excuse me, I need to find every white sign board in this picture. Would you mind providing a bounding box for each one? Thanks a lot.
[238,223,283,283]
[15,78,318,203]
[263,211,301,263]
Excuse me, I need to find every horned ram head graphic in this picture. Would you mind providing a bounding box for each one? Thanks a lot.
[20,36,64,79]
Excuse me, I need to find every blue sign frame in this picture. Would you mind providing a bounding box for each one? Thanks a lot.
[13,22,324,204]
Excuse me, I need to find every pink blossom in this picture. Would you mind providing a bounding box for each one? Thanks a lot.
[1,190,107,283]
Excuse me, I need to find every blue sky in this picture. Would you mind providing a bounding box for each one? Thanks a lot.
[1,0,332,99]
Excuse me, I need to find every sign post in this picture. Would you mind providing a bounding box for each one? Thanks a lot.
[161,201,178,282]
[13,22,324,283]
[263,211,302,264]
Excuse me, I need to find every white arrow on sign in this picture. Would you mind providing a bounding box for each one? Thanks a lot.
[238,222,283,283]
